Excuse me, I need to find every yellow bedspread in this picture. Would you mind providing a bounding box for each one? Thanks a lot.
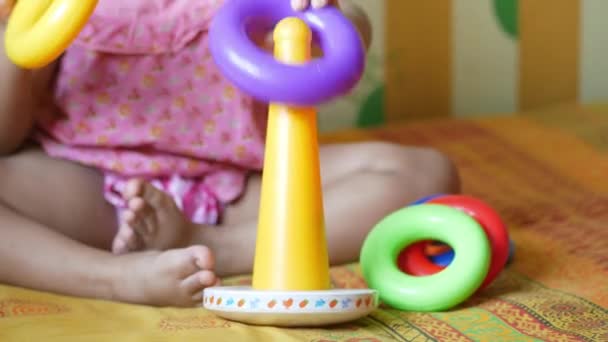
[2,104,607,341]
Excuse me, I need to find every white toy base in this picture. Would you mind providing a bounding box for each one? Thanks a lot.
[203,286,378,327]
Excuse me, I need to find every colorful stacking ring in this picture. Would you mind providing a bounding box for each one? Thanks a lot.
[209,0,365,105]
[398,194,510,290]
[360,204,491,312]
[4,0,98,68]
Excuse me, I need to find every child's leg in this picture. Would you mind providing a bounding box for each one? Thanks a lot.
[201,142,460,276]
[0,146,118,249]
[108,142,458,277]
[0,147,218,306]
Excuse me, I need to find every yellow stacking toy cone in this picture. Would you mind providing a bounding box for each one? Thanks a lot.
[203,16,377,327]
[252,17,331,292]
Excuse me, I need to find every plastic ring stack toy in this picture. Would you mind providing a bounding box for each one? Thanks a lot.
[360,204,492,311]
[360,194,510,311]
[399,195,510,290]
[208,0,365,105]
[203,0,375,327]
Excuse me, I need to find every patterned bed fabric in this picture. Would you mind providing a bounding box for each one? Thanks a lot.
[1,104,607,341]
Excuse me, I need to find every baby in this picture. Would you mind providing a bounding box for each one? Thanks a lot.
[0,0,459,307]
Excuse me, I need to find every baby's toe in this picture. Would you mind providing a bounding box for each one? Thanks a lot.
[123,209,141,229]
[184,270,217,290]
[122,227,140,251]
[311,0,329,8]
[162,246,208,277]
[112,225,140,254]
[128,197,148,217]
[123,179,145,200]
[138,181,171,210]
[291,0,308,11]
[112,238,127,255]
[190,245,215,270]
[182,270,217,303]
[123,202,155,236]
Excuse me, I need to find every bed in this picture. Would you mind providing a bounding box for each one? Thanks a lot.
[1,103,607,341]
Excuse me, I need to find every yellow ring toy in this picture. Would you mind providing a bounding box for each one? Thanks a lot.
[4,0,98,68]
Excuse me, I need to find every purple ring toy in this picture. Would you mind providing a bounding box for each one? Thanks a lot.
[208,0,365,105]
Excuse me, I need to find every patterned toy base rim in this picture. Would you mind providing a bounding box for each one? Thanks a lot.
[202,286,378,327]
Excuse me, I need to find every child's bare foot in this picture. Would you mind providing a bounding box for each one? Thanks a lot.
[114,245,219,307]
[112,179,192,254]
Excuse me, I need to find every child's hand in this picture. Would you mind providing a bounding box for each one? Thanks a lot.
[291,0,338,11]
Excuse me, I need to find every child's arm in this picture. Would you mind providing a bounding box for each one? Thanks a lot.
[0,0,13,19]
[0,4,60,154]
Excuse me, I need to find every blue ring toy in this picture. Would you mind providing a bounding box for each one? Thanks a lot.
[410,194,446,206]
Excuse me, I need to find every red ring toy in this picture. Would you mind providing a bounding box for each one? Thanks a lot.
[397,195,509,290]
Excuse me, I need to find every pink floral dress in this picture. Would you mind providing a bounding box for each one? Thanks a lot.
[34,0,267,224]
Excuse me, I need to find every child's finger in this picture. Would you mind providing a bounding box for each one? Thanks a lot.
[291,0,307,11]
[311,0,329,9]
[313,0,341,10]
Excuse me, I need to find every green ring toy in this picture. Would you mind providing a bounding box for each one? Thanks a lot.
[360,204,491,312]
